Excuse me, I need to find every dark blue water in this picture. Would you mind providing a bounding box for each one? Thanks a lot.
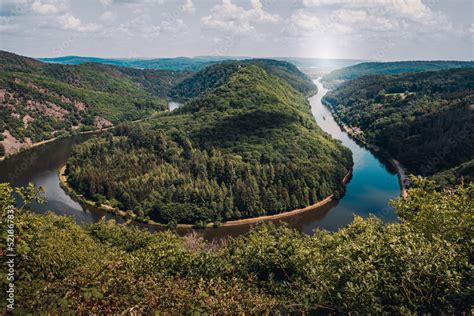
[298,79,400,233]
[0,80,400,239]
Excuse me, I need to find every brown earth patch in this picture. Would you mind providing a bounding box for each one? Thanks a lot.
[94,116,113,129]
[74,101,87,111]
[22,114,34,128]
[26,100,68,120]
[1,130,23,155]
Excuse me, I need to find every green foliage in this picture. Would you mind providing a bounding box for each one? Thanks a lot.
[67,65,351,225]
[393,176,473,257]
[323,60,474,88]
[324,68,474,181]
[1,180,472,313]
[0,50,188,147]
[170,59,317,100]
[431,159,474,187]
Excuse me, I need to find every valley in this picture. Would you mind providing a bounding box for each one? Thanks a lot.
[323,68,474,185]
[1,0,472,312]
[0,53,472,314]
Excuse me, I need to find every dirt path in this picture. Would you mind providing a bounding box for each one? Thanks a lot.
[391,159,409,198]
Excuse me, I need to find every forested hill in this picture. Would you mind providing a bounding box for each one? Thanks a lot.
[67,64,352,226]
[323,68,474,185]
[39,55,218,71]
[322,60,474,88]
[0,51,190,156]
[170,59,317,100]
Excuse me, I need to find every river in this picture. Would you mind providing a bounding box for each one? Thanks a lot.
[0,81,400,239]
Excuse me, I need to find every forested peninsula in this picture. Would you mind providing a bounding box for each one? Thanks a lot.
[65,63,352,226]
[323,68,474,185]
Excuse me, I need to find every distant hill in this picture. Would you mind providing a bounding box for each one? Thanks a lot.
[323,60,474,88]
[39,56,230,71]
[170,59,317,100]
[0,50,189,156]
[39,55,366,74]
[323,67,474,184]
[275,57,367,70]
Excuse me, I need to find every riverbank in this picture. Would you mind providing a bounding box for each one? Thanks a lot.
[391,159,409,198]
[0,128,111,162]
[321,98,409,198]
[222,169,352,226]
[0,116,155,162]
[59,165,353,229]
[58,166,191,228]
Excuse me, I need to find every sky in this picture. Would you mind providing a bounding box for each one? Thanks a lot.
[0,0,473,61]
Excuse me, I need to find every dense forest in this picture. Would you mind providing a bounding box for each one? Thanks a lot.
[66,64,352,226]
[170,59,317,100]
[323,68,474,184]
[0,51,190,156]
[322,60,474,88]
[1,178,472,313]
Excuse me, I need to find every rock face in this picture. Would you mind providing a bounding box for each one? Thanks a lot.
[1,130,23,155]
[93,116,113,129]
[22,115,34,128]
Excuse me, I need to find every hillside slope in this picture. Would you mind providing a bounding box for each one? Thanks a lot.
[170,59,317,100]
[323,68,474,183]
[0,51,189,156]
[66,64,351,225]
[1,178,471,313]
[323,60,474,88]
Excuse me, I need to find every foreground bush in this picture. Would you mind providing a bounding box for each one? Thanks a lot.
[1,179,472,313]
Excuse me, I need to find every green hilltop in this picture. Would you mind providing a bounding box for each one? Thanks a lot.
[66,63,351,226]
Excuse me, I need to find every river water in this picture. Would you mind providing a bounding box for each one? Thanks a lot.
[0,81,400,239]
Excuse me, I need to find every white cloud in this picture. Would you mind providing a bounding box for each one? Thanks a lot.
[469,24,474,34]
[182,0,195,13]
[327,22,352,34]
[58,14,101,32]
[335,9,367,23]
[117,15,166,38]
[99,0,113,6]
[161,18,187,34]
[303,0,436,21]
[298,0,453,37]
[202,0,280,35]
[115,12,188,39]
[283,11,321,37]
[99,11,116,23]
[31,0,59,15]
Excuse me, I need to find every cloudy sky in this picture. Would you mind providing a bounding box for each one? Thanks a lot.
[0,0,472,60]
